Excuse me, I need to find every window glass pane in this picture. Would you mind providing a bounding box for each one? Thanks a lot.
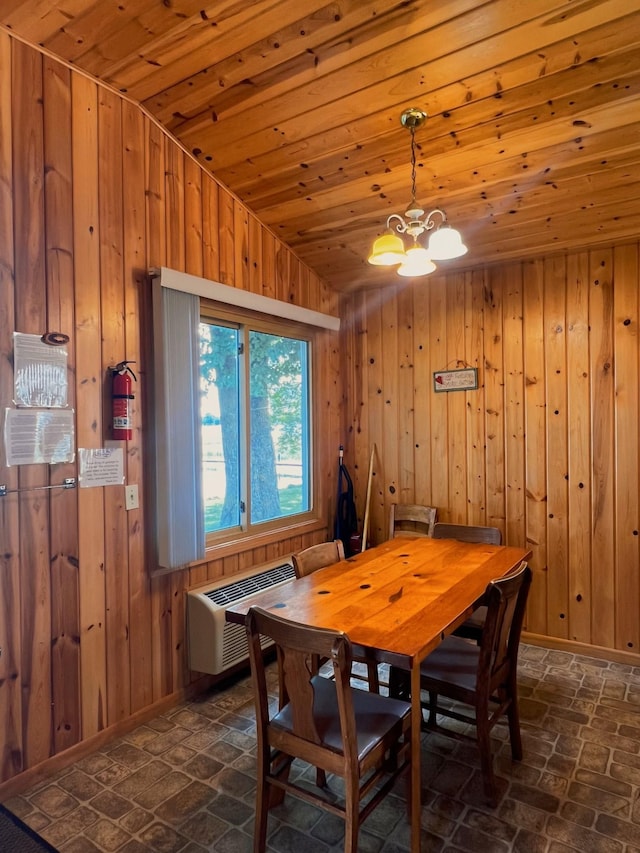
[248,331,310,524]
[200,323,241,533]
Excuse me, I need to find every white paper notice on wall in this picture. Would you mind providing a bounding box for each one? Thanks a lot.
[4,408,75,465]
[78,447,124,487]
[13,332,69,408]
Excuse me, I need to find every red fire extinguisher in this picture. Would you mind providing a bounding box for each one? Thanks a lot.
[111,361,137,440]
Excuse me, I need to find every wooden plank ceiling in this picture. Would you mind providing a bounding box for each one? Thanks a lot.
[3,0,640,291]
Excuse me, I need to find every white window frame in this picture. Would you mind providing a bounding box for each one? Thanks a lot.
[199,309,314,545]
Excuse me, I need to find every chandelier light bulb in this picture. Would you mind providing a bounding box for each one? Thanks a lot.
[397,245,436,277]
[428,225,468,261]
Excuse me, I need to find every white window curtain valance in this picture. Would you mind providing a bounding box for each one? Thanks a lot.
[151,267,340,331]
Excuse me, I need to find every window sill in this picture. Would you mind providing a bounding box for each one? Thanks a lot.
[196,516,329,564]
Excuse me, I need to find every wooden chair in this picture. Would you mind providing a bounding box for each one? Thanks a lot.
[292,539,345,578]
[432,522,503,642]
[388,562,532,806]
[431,522,502,545]
[389,503,437,539]
[245,606,412,853]
[292,540,380,692]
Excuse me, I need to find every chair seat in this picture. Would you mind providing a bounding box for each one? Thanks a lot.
[453,605,487,642]
[419,635,480,692]
[273,675,411,761]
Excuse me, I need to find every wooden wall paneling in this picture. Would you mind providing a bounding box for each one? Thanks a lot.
[43,55,81,751]
[364,290,385,544]
[483,268,506,533]
[396,284,415,505]
[275,240,289,303]
[298,264,310,311]
[0,30,23,780]
[184,156,203,277]
[287,535,303,556]
[222,553,239,578]
[248,211,262,295]
[261,229,276,300]
[307,270,322,313]
[544,256,569,638]
[338,294,358,516]
[326,326,341,535]
[206,556,225,583]
[238,549,262,572]
[122,101,152,713]
[145,120,172,702]
[446,273,468,521]
[464,270,486,524]
[381,287,399,529]
[612,243,640,652]
[345,291,370,537]
[287,253,300,306]
[218,189,235,286]
[566,251,592,643]
[503,264,526,547]
[429,276,449,518]
[319,273,337,317]
[523,259,548,634]
[202,177,220,282]
[98,88,131,725]
[165,143,186,272]
[13,42,54,768]
[188,562,207,588]
[233,200,249,292]
[72,72,107,736]
[265,541,283,561]
[589,249,616,648]
[164,144,188,692]
[412,279,432,507]
[145,120,167,267]
[315,328,334,535]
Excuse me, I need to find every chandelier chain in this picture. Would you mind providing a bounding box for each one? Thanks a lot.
[410,126,417,206]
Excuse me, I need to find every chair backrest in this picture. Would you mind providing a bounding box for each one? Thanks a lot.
[292,539,345,578]
[479,562,532,690]
[389,504,437,539]
[432,522,502,545]
[245,606,355,762]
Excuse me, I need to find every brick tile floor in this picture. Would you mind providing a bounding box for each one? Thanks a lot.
[4,645,640,851]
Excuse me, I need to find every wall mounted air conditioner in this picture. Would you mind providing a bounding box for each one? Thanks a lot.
[187,557,295,675]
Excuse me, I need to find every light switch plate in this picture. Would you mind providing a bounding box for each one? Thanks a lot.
[125,484,139,510]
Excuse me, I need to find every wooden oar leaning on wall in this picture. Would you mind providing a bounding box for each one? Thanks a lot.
[360,444,376,553]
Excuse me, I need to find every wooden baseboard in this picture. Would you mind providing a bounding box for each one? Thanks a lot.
[522,632,640,667]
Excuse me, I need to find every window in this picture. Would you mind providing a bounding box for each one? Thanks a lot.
[152,267,338,570]
[199,313,312,541]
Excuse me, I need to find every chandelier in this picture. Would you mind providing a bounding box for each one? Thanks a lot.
[368,108,467,277]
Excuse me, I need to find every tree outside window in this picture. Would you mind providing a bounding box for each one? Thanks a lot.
[199,320,311,536]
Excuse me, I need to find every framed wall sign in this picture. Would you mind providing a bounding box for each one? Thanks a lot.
[433,367,478,393]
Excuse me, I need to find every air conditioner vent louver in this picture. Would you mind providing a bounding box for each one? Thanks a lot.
[187,557,295,675]
[204,562,295,607]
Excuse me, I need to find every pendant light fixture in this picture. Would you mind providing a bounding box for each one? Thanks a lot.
[368,108,467,277]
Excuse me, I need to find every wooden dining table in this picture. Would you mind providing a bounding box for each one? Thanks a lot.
[225,535,532,852]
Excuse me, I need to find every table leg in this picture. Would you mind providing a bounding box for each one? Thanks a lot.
[410,662,422,852]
